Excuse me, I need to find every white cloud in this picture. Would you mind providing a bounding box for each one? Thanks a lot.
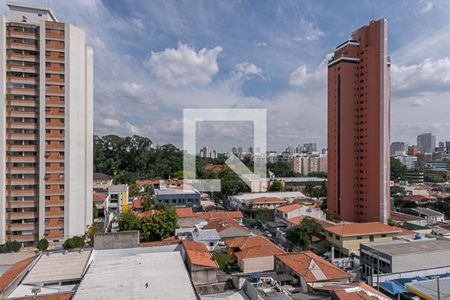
[294,18,325,42]
[392,57,450,97]
[233,62,266,80]
[145,43,223,87]
[289,54,331,89]
[419,1,433,13]
[101,118,121,128]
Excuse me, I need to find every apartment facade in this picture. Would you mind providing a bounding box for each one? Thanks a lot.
[327,19,391,223]
[0,2,93,246]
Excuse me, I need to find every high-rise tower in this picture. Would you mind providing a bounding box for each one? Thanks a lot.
[0,2,93,246]
[327,19,390,223]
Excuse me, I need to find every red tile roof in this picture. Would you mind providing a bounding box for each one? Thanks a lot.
[276,203,303,213]
[176,207,196,218]
[286,215,306,225]
[0,256,36,292]
[139,236,180,247]
[276,251,352,282]
[325,222,401,236]
[19,293,74,300]
[196,211,243,220]
[182,240,218,268]
[203,218,249,233]
[319,282,387,300]
[176,208,243,220]
[229,236,285,260]
[93,192,107,202]
[204,164,224,172]
[136,179,160,185]
[137,210,158,217]
[248,197,287,205]
[226,235,274,250]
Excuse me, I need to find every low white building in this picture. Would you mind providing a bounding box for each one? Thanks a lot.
[275,203,325,224]
[227,191,306,210]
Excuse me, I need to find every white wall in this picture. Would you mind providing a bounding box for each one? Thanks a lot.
[64,24,92,239]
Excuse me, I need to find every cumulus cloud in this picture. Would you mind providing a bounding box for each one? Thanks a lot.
[233,62,266,80]
[391,57,450,97]
[145,43,223,87]
[294,18,325,42]
[289,54,331,89]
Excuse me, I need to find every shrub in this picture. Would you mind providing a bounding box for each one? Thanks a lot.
[37,238,49,251]
[63,236,85,249]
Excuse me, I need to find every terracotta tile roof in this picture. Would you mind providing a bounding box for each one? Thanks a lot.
[248,197,287,205]
[139,236,180,247]
[319,282,387,300]
[203,218,249,234]
[225,235,274,250]
[276,203,303,213]
[176,207,196,218]
[196,211,243,220]
[276,251,352,283]
[226,236,287,260]
[182,240,218,268]
[204,164,224,172]
[286,215,306,225]
[93,192,107,202]
[133,196,144,209]
[137,210,158,217]
[0,256,36,292]
[136,179,160,185]
[176,208,243,220]
[325,222,401,237]
[18,293,74,300]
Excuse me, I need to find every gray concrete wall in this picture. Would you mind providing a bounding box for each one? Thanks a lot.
[392,251,450,273]
[94,231,139,250]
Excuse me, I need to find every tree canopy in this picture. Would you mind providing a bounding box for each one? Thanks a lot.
[391,157,407,181]
[285,218,323,250]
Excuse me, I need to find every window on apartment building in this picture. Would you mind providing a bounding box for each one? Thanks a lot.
[45,207,50,212]
[59,184,64,189]
[45,196,50,200]
[45,185,50,189]
[59,41,64,46]
[59,163,64,167]
[369,235,374,242]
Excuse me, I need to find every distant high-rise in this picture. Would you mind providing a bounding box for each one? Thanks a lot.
[417,133,436,154]
[390,142,407,156]
[327,19,390,223]
[0,3,93,246]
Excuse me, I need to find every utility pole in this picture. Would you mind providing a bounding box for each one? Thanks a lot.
[437,276,440,300]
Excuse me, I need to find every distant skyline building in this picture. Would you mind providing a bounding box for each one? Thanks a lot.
[327,19,390,223]
[390,142,407,156]
[0,3,93,245]
[417,133,436,154]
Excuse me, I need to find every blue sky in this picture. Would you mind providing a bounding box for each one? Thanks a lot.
[3,0,450,151]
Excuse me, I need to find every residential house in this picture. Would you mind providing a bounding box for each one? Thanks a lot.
[107,184,129,215]
[191,228,221,251]
[316,281,390,300]
[225,236,285,273]
[155,189,201,209]
[324,222,401,257]
[275,203,325,224]
[245,197,288,210]
[93,172,113,192]
[93,192,108,218]
[175,208,243,228]
[275,251,352,292]
[180,240,219,286]
[203,218,250,239]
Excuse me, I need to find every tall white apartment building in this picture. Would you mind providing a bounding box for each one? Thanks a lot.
[0,2,93,246]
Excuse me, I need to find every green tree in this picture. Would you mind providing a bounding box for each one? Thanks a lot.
[305,183,314,196]
[128,183,140,197]
[63,236,84,249]
[118,210,140,231]
[139,206,177,242]
[391,157,407,181]
[308,172,327,178]
[285,218,323,250]
[93,203,99,220]
[269,181,283,191]
[37,238,49,251]
[87,223,99,246]
[267,162,302,177]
